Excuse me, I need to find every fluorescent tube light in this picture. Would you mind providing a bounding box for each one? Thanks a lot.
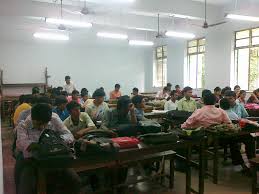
[97,32,128,40]
[129,40,154,46]
[226,14,259,22]
[33,32,69,41]
[165,31,195,39]
[46,18,92,28]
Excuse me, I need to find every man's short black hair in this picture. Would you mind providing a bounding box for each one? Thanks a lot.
[163,86,169,91]
[117,95,131,111]
[240,90,246,95]
[202,89,212,98]
[19,95,25,104]
[225,90,236,98]
[132,95,144,106]
[66,101,80,112]
[61,91,68,97]
[65,76,71,80]
[92,88,106,98]
[220,98,230,110]
[37,96,52,105]
[55,96,68,106]
[32,87,40,95]
[81,92,88,97]
[133,88,139,92]
[115,84,120,88]
[31,103,52,123]
[221,87,231,96]
[72,90,79,95]
[182,86,192,93]
[170,90,177,96]
[23,94,34,104]
[167,83,172,87]
[175,85,180,89]
[203,94,216,105]
[81,88,88,94]
[57,86,63,91]
[214,87,221,92]
[234,85,240,90]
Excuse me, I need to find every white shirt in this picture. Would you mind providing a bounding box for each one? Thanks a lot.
[164,100,178,111]
[64,81,76,94]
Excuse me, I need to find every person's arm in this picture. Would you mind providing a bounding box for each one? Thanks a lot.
[129,103,137,125]
[221,111,233,127]
[241,105,249,118]
[181,110,199,129]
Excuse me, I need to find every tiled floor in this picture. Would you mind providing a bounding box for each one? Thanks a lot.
[1,123,252,194]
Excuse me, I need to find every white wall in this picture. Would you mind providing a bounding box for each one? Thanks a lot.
[0,40,152,95]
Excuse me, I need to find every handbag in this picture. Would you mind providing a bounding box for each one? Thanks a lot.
[111,137,140,149]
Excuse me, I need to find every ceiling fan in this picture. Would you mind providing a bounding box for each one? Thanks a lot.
[63,1,94,16]
[155,14,167,39]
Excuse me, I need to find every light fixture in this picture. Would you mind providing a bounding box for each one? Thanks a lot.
[97,32,128,40]
[129,40,154,46]
[33,32,69,41]
[226,14,259,22]
[165,31,195,39]
[46,18,92,28]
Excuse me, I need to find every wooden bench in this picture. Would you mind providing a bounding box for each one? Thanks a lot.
[250,157,259,194]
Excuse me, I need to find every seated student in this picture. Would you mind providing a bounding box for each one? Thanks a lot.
[196,89,212,109]
[131,87,139,98]
[175,85,182,97]
[214,87,222,103]
[221,86,231,98]
[234,85,241,97]
[177,86,197,112]
[64,75,76,94]
[32,87,40,97]
[81,88,92,98]
[110,84,122,99]
[220,98,239,121]
[53,96,70,121]
[67,90,80,104]
[64,101,96,139]
[181,94,232,129]
[166,83,172,93]
[224,91,249,118]
[236,90,246,106]
[164,90,178,111]
[101,95,137,130]
[85,88,109,124]
[132,95,147,121]
[13,95,33,126]
[79,91,89,108]
[15,103,80,194]
[247,88,259,104]
[57,86,63,93]
[156,86,169,100]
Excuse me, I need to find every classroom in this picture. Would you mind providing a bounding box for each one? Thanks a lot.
[1,0,259,194]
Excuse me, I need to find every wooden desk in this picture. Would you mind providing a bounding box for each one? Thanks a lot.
[36,138,206,194]
[247,109,259,117]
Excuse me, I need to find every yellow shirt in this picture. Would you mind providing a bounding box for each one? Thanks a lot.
[13,103,31,126]
[177,97,197,112]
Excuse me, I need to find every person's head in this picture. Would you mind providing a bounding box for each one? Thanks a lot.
[23,94,34,104]
[66,101,81,121]
[224,91,236,106]
[202,89,212,98]
[81,92,88,102]
[219,98,231,110]
[170,90,178,101]
[132,88,139,96]
[214,87,221,96]
[92,88,106,105]
[52,87,61,97]
[61,91,68,97]
[253,88,259,97]
[175,85,181,92]
[132,95,145,109]
[163,86,169,94]
[31,103,52,130]
[182,86,193,98]
[221,87,231,97]
[239,90,246,99]
[65,75,71,84]
[100,87,104,91]
[71,90,80,101]
[19,95,25,104]
[32,87,40,96]
[117,95,132,114]
[55,96,68,111]
[115,84,120,92]
[203,93,216,105]
[81,88,88,94]
[234,85,241,94]
[167,83,172,90]
[37,96,52,107]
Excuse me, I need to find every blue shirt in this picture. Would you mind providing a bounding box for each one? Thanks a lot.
[52,108,70,121]
[230,102,249,118]
[225,109,240,121]
[135,108,145,121]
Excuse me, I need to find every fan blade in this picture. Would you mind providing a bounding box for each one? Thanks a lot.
[208,21,227,27]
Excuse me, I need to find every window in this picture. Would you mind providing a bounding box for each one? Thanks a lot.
[234,28,259,90]
[153,45,167,87]
[186,38,206,89]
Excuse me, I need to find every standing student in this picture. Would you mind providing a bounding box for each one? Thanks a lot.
[63,75,76,94]
[132,95,146,121]
[64,101,96,139]
[110,84,122,99]
[247,88,259,104]
[177,87,197,112]
[234,85,241,97]
[53,96,70,121]
[164,90,178,111]
[156,87,169,100]
[236,90,246,106]
[67,90,80,104]
[214,87,222,103]
[131,88,139,98]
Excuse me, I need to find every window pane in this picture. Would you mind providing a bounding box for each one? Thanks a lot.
[237,48,249,90]
[156,51,162,59]
[236,30,249,39]
[252,28,259,37]
[156,46,162,53]
[188,47,197,54]
[197,54,205,88]
[236,38,250,47]
[199,46,205,53]
[252,37,259,45]
[188,40,197,47]
[163,46,167,57]
[249,47,259,90]
[199,39,205,46]
[189,55,197,88]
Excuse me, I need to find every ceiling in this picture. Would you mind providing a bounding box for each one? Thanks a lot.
[0,0,258,44]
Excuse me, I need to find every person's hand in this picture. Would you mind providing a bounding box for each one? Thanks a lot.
[27,143,40,152]
[74,130,86,139]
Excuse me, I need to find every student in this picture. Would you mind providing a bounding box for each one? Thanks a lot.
[166,83,172,93]
[164,90,178,111]
[13,95,33,126]
[221,86,231,98]
[236,90,246,106]
[53,96,70,121]
[79,92,89,107]
[81,88,91,98]
[132,95,147,121]
[224,91,249,118]
[247,88,259,104]
[181,94,232,129]
[156,86,169,100]
[214,87,222,103]
[234,85,241,97]
[85,88,109,124]
[67,90,80,104]
[102,95,137,129]
[131,87,139,98]
[32,87,40,96]
[15,103,80,194]
[177,87,197,112]
[220,98,239,121]
[110,84,122,99]
[196,89,212,109]
[63,75,76,94]
[64,101,96,139]
[175,85,182,96]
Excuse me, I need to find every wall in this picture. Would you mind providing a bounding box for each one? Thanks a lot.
[0,40,152,96]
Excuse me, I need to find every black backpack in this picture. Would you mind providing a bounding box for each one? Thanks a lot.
[138,120,161,134]
[166,110,192,125]
[138,132,179,145]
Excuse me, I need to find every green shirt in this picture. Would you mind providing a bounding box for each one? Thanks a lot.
[177,97,197,112]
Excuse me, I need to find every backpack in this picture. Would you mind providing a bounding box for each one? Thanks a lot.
[138,132,179,145]
[166,110,192,125]
[138,120,161,134]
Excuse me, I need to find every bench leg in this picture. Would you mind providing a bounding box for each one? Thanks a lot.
[186,146,192,194]
[213,136,219,184]
[169,158,175,189]
[252,164,257,194]
[199,139,205,194]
